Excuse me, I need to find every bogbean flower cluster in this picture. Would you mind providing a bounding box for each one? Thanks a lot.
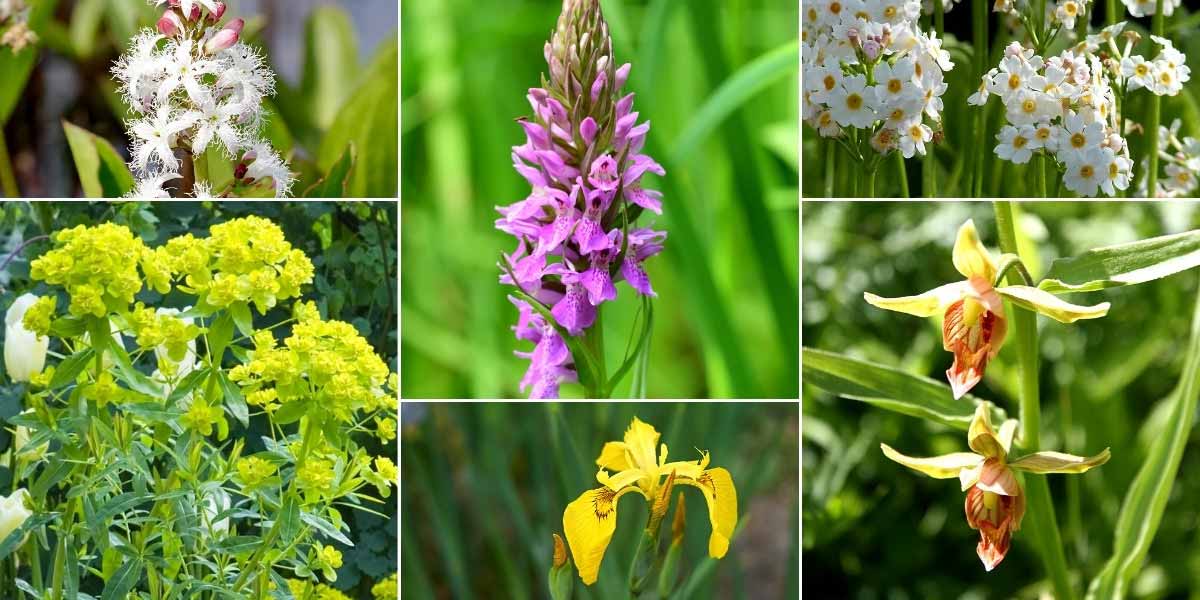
[969,25,1189,197]
[1122,0,1180,17]
[802,0,955,160]
[496,0,666,399]
[0,0,35,51]
[113,0,292,198]
[1144,119,1200,197]
[993,0,1092,31]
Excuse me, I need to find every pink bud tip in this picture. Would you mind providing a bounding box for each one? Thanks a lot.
[157,10,182,37]
[208,2,226,21]
[615,63,631,89]
[226,17,245,33]
[187,5,201,20]
[205,26,239,54]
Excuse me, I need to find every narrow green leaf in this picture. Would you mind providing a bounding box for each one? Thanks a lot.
[49,348,95,390]
[106,338,162,397]
[62,120,135,198]
[213,536,262,556]
[216,371,249,427]
[610,297,653,397]
[1086,281,1200,599]
[669,40,799,165]
[303,143,355,198]
[207,313,234,365]
[168,366,211,403]
[1039,229,1200,293]
[100,557,143,600]
[229,302,254,337]
[802,347,1004,431]
[278,494,300,543]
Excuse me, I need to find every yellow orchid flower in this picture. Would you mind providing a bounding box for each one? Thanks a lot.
[562,417,737,585]
[881,403,1110,571]
[865,219,1110,399]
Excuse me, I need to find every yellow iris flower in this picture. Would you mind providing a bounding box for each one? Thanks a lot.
[562,417,737,585]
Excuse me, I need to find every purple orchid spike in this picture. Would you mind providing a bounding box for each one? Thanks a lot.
[496,0,666,399]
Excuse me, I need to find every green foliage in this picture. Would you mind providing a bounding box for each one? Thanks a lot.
[318,38,399,198]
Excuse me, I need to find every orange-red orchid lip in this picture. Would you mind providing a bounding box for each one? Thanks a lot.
[964,480,1026,571]
[942,293,1007,399]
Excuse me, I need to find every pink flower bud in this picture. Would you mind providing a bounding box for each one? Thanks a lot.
[208,1,226,21]
[863,40,881,61]
[187,4,201,20]
[615,63,631,89]
[204,19,242,54]
[157,10,183,37]
[579,117,597,146]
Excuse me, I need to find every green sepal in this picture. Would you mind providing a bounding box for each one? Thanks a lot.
[656,539,684,598]
[549,561,574,600]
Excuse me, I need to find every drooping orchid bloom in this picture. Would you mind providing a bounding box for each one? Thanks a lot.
[882,402,1110,571]
[562,417,737,585]
[865,219,1110,399]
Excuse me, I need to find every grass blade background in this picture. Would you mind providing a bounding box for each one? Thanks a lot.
[1086,275,1200,600]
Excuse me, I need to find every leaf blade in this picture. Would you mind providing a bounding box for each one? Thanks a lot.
[1039,230,1200,293]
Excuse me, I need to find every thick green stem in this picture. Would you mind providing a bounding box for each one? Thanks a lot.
[1106,0,1118,25]
[895,152,909,197]
[1144,0,1165,197]
[865,165,876,198]
[934,0,944,38]
[0,125,18,198]
[584,311,608,398]
[994,201,1075,600]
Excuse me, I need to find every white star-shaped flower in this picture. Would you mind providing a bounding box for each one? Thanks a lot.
[155,40,218,106]
[126,171,182,199]
[130,105,197,172]
[154,0,219,15]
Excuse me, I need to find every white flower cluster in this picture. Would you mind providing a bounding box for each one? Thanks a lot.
[969,25,1190,197]
[112,0,293,198]
[1143,120,1200,197]
[994,0,1091,31]
[1122,0,1181,17]
[921,0,964,14]
[802,0,954,158]
[0,0,35,51]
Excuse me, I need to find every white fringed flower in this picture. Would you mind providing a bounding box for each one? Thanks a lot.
[113,1,292,197]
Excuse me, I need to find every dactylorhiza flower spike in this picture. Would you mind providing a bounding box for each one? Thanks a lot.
[864,220,1110,399]
[113,0,293,198]
[882,402,1109,571]
[497,0,666,399]
[562,417,736,585]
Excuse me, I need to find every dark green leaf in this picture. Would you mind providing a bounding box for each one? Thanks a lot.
[318,37,397,197]
[0,513,56,560]
[217,371,248,427]
[278,494,300,543]
[100,557,143,600]
[303,144,355,198]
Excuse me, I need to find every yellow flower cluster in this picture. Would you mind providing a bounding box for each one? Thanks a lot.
[285,579,351,600]
[127,304,201,362]
[29,223,158,317]
[235,456,276,490]
[297,458,335,495]
[180,400,226,439]
[21,296,56,337]
[361,454,397,497]
[176,216,314,313]
[371,574,398,600]
[229,317,393,424]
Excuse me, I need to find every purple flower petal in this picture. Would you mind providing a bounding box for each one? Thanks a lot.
[551,283,596,335]
[615,63,631,89]
[588,154,620,192]
[621,255,656,297]
[580,117,597,147]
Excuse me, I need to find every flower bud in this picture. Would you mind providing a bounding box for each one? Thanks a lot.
[548,533,574,600]
[863,40,881,61]
[208,1,226,21]
[0,490,32,550]
[615,62,631,89]
[204,18,241,54]
[4,294,49,383]
[187,4,201,21]
[157,10,183,37]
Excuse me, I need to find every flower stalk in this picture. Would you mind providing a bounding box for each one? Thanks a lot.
[1143,0,1165,196]
[994,200,1074,600]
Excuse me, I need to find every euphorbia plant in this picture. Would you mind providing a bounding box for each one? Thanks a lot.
[2,216,397,597]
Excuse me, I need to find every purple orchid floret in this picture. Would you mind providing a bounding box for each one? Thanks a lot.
[496,0,667,399]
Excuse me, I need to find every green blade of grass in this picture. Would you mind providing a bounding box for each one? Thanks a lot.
[1086,275,1200,599]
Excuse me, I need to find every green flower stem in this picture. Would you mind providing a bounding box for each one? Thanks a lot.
[895,151,909,197]
[1107,0,1118,25]
[994,201,1075,600]
[0,125,18,198]
[972,0,988,197]
[865,165,877,198]
[934,0,944,39]
[824,140,835,198]
[583,310,608,398]
[1037,153,1048,197]
[1144,0,1165,197]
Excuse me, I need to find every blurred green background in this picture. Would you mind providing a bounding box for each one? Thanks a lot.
[801,6,1200,197]
[803,201,1200,597]
[400,0,800,398]
[400,402,799,599]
